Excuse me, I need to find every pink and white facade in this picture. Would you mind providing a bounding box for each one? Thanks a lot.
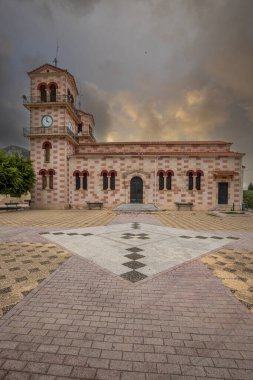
[24,64,245,210]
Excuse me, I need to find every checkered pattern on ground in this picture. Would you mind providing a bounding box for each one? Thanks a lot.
[201,248,253,313]
[158,211,253,231]
[0,243,71,317]
[0,209,115,228]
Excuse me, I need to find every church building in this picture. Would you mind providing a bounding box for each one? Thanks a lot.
[23,63,244,210]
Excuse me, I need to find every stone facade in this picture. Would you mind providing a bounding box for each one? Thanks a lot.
[24,63,245,210]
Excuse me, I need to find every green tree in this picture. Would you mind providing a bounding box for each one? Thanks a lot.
[243,190,253,209]
[248,182,253,191]
[0,151,35,197]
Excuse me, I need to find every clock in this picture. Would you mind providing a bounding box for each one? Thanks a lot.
[41,115,53,128]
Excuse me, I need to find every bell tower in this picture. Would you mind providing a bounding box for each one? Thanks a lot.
[23,63,81,208]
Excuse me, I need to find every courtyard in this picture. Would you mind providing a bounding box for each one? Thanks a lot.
[0,209,253,379]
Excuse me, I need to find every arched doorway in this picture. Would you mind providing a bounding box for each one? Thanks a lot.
[130,176,143,204]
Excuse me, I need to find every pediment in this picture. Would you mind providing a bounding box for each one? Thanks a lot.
[28,63,66,76]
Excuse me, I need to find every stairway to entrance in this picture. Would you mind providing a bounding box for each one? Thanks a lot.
[113,203,159,212]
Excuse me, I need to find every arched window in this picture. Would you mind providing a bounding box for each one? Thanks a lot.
[102,171,108,190]
[196,170,204,191]
[42,141,52,163]
[39,84,47,102]
[39,169,47,190]
[166,172,172,190]
[82,170,89,190]
[110,172,116,190]
[73,171,81,190]
[187,170,194,191]
[49,83,57,102]
[157,170,165,191]
[67,89,74,105]
[159,172,164,190]
[78,123,83,134]
[48,169,55,190]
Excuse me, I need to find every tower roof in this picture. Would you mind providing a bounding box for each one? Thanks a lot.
[28,63,79,95]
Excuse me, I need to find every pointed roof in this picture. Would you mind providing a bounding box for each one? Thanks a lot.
[28,63,78,95]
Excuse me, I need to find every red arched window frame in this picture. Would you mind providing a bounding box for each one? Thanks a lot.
[38,83,47,102]
[39,169,48,175]
[73,171,81,190]
[48,82,58,89]
[108,170,117,177]
[157,170,166,176]
[186,170,196,176]
[37,83,47,90]
[109,171,117,190]
[196,170,204,191]
[165,170,174,190]
[42,141,52,163]
[157,170,165,191]
[100,170,108,190]
[39,169,48,190]
[48,82,58,102]
[186,170,195,191]
[82,170,89,190]
[48,169,55,190]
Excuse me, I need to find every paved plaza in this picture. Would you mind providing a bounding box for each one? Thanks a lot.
[43,223,241,282]
[0,209,253,379]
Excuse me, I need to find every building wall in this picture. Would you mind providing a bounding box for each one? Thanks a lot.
[68,154,243,210]
[30,137,70,209]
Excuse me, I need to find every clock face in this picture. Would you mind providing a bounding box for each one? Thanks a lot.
[41,115,53,128]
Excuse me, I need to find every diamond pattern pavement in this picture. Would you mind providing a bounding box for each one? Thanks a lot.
[42,223,241,282]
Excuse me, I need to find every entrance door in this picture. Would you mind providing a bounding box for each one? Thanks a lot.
[218,182,228,204]
[130,177,143,203]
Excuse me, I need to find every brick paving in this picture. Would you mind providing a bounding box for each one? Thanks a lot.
[0,242,71,317]
[1,248,253,378]
[0,209,115,228]
[0,211,253,379]
[201,248,253,313]
[158,211,253,231]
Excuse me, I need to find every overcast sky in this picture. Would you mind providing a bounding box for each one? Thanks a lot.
[0,0,252,184]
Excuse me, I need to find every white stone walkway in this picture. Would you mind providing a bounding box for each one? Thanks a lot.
[42,223,241,283]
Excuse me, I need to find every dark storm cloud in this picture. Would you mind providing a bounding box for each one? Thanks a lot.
[52,0,101,15]
[22,0,101,17]
[78,82,112,141]
[0,0,252,184]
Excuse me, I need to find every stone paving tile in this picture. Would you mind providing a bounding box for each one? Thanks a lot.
[201,248,253,313]
[0,209,115,229]
[0,242,71,317]
[158,210,253,232]
[0,250,253,379]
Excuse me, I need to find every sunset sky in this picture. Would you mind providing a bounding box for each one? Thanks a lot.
[0,0,252,185]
